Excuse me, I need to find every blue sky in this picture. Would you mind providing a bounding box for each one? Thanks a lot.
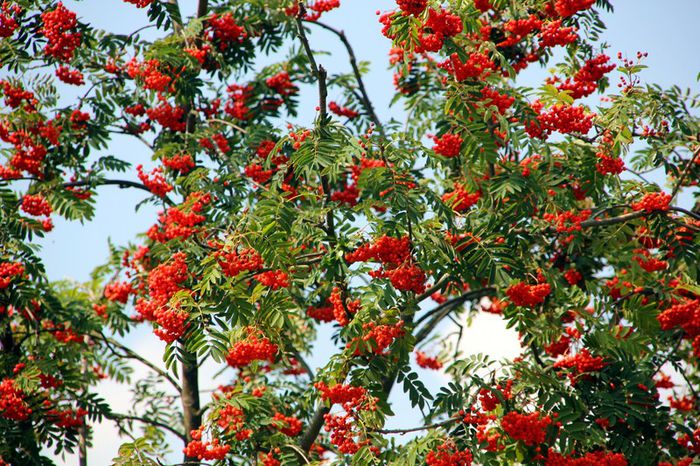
[36,0,700,464]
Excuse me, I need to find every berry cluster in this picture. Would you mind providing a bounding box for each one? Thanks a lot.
[266,71,298,96]
[217,405,252,440]
[146,99,186,131]
[501,411,553,446]
[0,261,24,289]
[416,8,463,52]
[530,103,594,138]
[554,55,615,100]
[135,252,190,342]
[147,192,211,242]
[498,15,541,48]
[272,412,302,436]
[0,378,31,421]
[396,0,427,16]
[538,20,578,48]
[225,328,278,368]
[432,133,463,158]
[351,321,404,355]
[506,281,551,307]
[21,194,52,216]
[0,2,21,38]
[415,350,442,370]
[206,13,246,51]
[123,0,153,8]
[329,287,361,326]
[553,348,606,376]
[545,450,628,465]
[307,303,335,322]
[425,441,473,466]
[440,52,495,81]
[40,3,81,61]
[104,281,133,304]
[254,270,290,289]
[183,428,230,461]
[218,247,263,277]
[329,101,359,119]
[126,58,172,93]
[442,183,481,212]
[55,66,84,85]
[553,0,595,18]
[162,153,195,174]
[480,86,514,114]
[346,235,410,265]
[631,192,672,213]
[137,165,173,198]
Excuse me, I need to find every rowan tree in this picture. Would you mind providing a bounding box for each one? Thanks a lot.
[0,0,699,465]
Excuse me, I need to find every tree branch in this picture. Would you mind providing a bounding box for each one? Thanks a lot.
[370,417,457,435]
[107,412,186,442]
[95,333,182,392]
[306,21,385,136]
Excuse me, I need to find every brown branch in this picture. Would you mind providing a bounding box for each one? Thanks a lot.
[370,417,456,435]
[306,21,385,136]
[670,146,700,201]
[63,179,176,206]
[96,333,182,392]
[107,412,186,441]
[579,210,646,228]
[196,0,209,18]
[414,287,496,330]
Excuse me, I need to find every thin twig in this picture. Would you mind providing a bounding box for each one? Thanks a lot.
[306,21,385,136]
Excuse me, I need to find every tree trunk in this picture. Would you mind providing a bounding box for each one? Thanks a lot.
[181,350,201,464]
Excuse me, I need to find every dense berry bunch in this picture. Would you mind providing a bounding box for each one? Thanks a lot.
[146,100,186,131]
[266,72,298,96]
[596,153,625,175]
[501,411,553,446]
[355,321,404,354]
[432,133,463,158]
[306,303,335,322]
[329,101,359,119]
[442,184,481,211]
[40,3,81,61]
[137,165,173,197]
[506,281,551,307]
[329,287,360,326]
[0,379,31,421]
[272,412,303,436]
[553,348,606,375]
[20,194,52,216]
[123,0,154,8]
[183,428,230,461]
[425,441,473,466]
[55,66,84,85]
[147,192,211,242]
[162,154,195,174]
[440,52,496,81]
[315,382,366,406]
[217,404,252,440]
[0,2,21,38]
[545,450,628,465]
[631,192,672,213]
[396,0,427,16]
[554,0,596,18]
[346,235,410,265]
[126,58,172,92]
[415,351,442,370]
[538,20,578,47]
[480,86,515,114]
[533,103,594,137]
[225,328,279,368]
[104,281,133,304]
[206,13,246,50]
[555,55,616,99]
[218,248,263,277]
[255,270,290,289]
[0,262,24,289]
